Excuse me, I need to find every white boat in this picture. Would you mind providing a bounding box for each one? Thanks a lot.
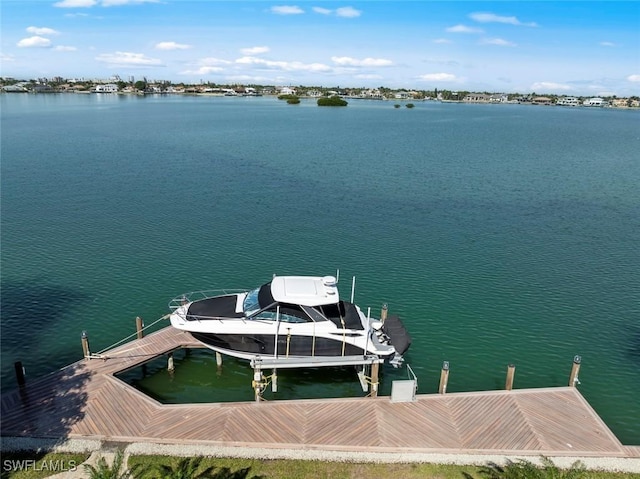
[169,275,411,367]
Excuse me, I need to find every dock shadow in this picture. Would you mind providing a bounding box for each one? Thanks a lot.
[1,361,91,447]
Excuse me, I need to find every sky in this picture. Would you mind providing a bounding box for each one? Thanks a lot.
[1,1,639,96]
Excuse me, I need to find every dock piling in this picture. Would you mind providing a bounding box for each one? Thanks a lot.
[569,355,581,387]
[81,331,90,360]
[438,361,450,394]
[167,352,175,372]
[136,316,144,340]
[14,361,25,386]
[216,352,223,368]
[253,363,264,401]
[505,364,516,391]
[371,362,380,397]
[380,303,388,325]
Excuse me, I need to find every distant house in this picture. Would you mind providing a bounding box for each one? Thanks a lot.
[490,94,508,103]
[463,93,490,103]
[556,97,580,106]
[306,90,322,97]
[94,83,118,93]
[33,84,54,93]
[610,98,628,108]
[583,97,608,107]
[532,96,552,105]
[279,87,296,95]
[360,88,383,99]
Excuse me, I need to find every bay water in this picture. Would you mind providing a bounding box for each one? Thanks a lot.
[1,94,638,444]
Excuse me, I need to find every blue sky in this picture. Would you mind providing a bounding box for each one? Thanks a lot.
[1,1,639,95]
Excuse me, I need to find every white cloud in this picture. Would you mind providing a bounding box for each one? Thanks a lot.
[200,57,232,66]
[179,57,232,75]
[417,73,458,82]
[241,46,270,55]
[54,0,97,7]
[335,7,361,18]
[225,74,272,83]
[531,81,572,91]
[627,74,640,82]
[331,56,393,67]
[180,66,224,75]
[26,26,61,36]
[312,6,361,17]
[17,36,52,48]
[54,0,158,6]
[481,38,517,47]
[54,45,78,51]
[355,74,383,80]
[433,38,452,44]
[1,53,15,62]
[236,56,331,72]
[469,12,537,27]
[599,41,617,47]
[270,5,304,15]
[95,51,163,66]
[101,0,159,6]
[446,24,483,34]
[155,41,191,50]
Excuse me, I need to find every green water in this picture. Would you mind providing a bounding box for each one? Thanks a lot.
[1,94,638,443]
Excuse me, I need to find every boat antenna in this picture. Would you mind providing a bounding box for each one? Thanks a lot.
[336,269,340,283]
[350,276,356,303]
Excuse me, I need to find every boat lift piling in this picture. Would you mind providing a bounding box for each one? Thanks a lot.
[569,355,582,386]
[438,361,450,394]
[505,364,516,391]
[135,317,144,340]
[81,331,90,360]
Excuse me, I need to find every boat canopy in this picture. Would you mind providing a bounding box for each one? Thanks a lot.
[270,276,339,307]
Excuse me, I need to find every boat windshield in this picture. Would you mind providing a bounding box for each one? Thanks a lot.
[243,287,261,315]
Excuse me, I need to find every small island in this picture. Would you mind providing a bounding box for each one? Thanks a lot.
[317,96,348,107]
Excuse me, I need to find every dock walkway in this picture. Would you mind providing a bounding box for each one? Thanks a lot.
[1,326,637,458]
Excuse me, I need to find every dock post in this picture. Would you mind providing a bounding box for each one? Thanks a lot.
[568,355,581,387]
[167,352,175,372]
[438,361,450,394]
[216,352,223,368]
[380,303,388,325]
[81,331,90,359]
[136,316,144,340]
[505,364,516,391]
[371,362,380,398]
[253,363,263,402]
[14,361,25,386]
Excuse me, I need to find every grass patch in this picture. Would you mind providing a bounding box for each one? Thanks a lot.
[3,452,635,478]
[126,455,637,479]
[1,451,89,479]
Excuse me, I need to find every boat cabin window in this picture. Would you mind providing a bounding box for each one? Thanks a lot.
[253,303,310,323]
[243,287,261,315]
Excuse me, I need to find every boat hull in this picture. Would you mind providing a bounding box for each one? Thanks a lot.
[191,331,368,360]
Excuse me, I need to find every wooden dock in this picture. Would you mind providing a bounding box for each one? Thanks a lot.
[1,326,636,458]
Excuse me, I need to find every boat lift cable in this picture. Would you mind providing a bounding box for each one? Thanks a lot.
[95,314,170,355]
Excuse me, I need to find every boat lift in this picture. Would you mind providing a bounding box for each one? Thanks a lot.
[250,354,386,401]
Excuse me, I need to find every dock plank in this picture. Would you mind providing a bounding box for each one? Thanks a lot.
[0,326,630,457]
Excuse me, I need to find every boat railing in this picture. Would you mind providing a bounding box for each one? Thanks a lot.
[168,289,247,310]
